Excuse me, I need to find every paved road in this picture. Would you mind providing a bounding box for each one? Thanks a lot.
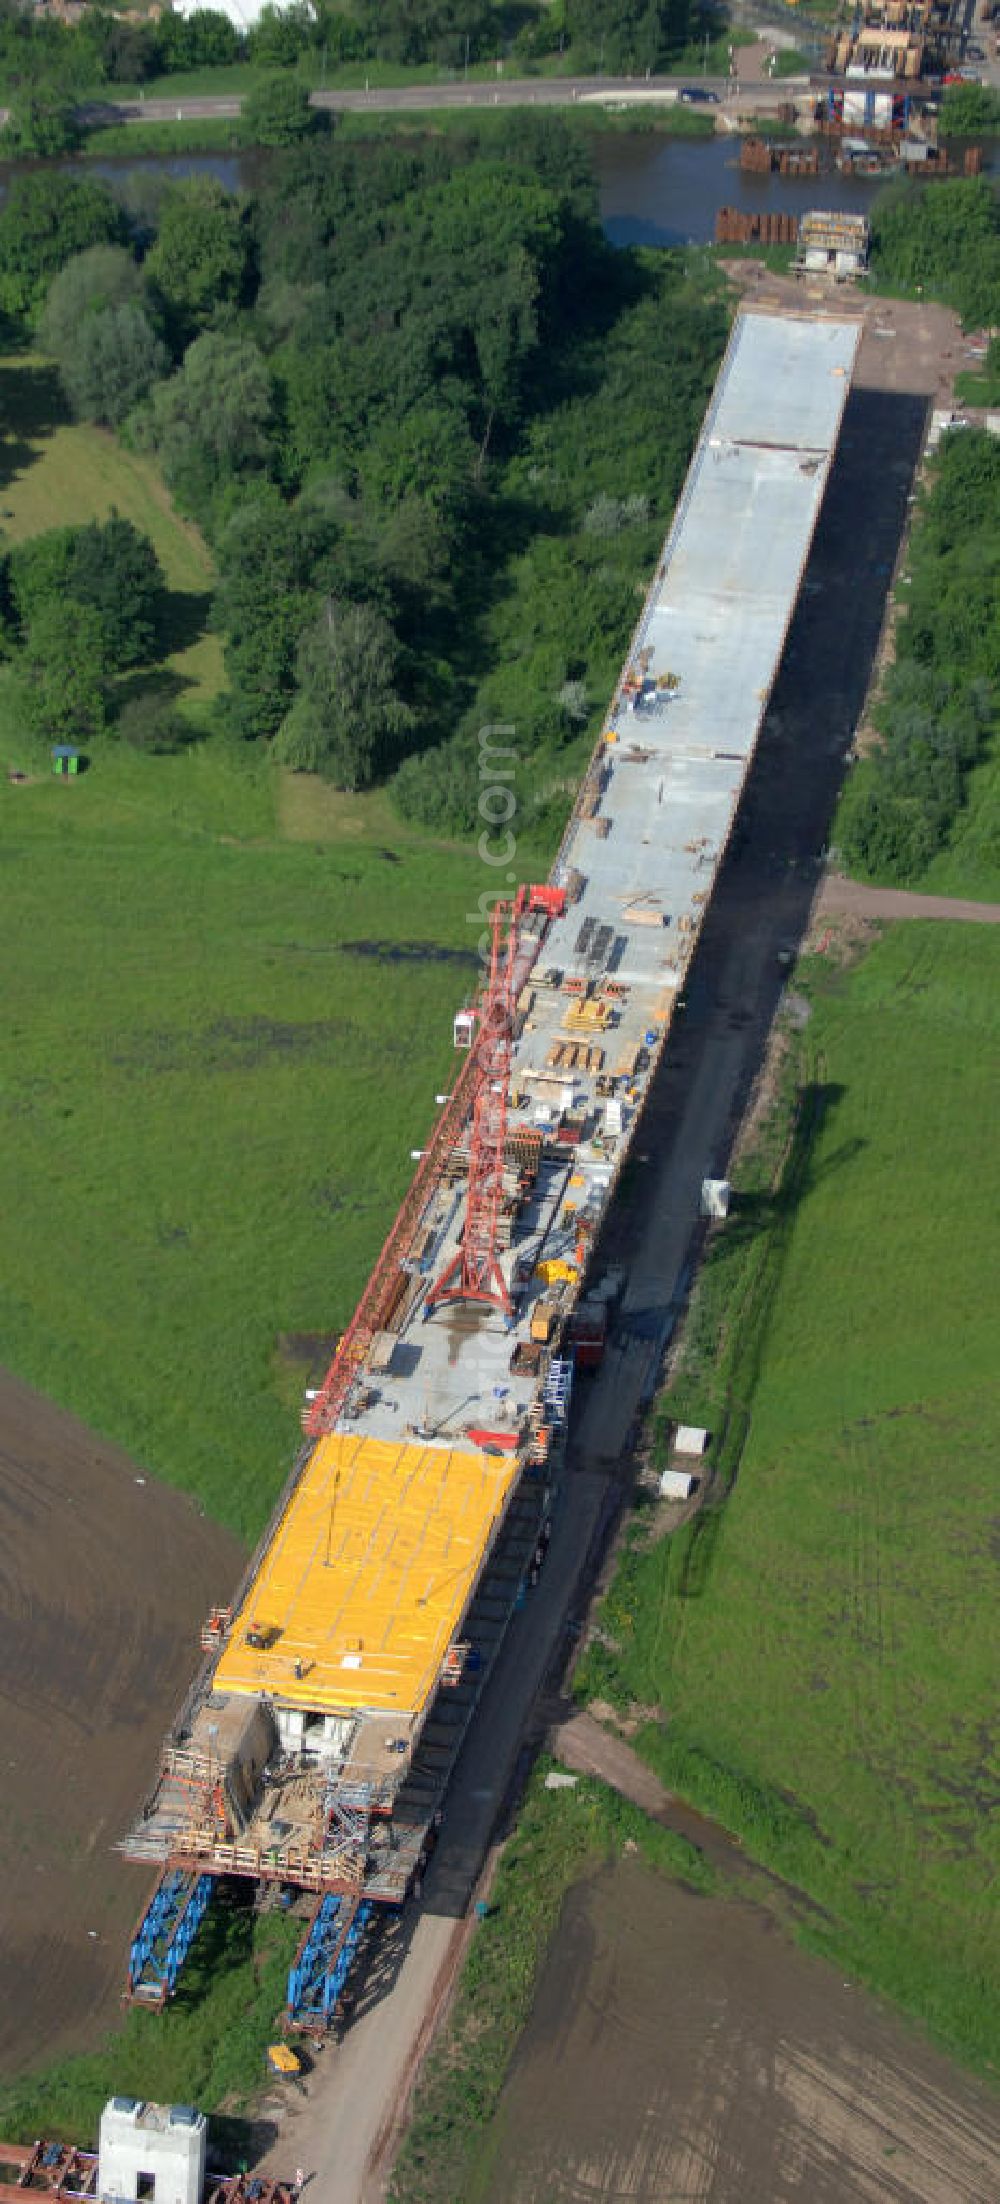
[85,72,798,127]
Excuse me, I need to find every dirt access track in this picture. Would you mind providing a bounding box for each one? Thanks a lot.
[0,1367,242,2075]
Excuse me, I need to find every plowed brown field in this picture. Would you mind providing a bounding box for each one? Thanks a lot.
[481,1857,1000,2203]
[0,1368,243,2075]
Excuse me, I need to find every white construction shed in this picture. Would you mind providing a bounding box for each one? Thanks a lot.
[660,1468,696,1500]
[798,211,870,279]
[674,1424,710,1457]
[99,2100,206,2204]
[172,0,305,28]
[701,1177,731,1218]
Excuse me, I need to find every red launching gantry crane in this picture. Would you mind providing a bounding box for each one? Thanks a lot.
[426,897,519,1317]
[303,884,564,1434]
[427,883,565,1320]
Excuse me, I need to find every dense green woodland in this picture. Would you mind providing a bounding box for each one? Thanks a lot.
[819,177,1000,890]
[870,174,1000,333]
[2,159,998,859]
[837,429,1000,884]
[4,161,999,862]
[0,134,727,832]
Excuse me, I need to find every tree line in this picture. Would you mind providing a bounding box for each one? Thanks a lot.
[0,128,727,811]
[0,0,712,144]
[869,175,1000,332]
[0,512,184,750]
[837,428,1000,882]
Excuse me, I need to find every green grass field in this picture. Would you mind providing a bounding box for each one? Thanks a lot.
[0,1898,298,2149]
[578,923,1000,2071]
[80,100,717,159]
[916,742,1000,904]
[0,358,492,1541]
[0,356,224,723]
[1,773,483,1536]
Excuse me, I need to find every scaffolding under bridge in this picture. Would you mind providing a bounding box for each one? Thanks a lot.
[127,1869,215,2006]
[285,1894,373,2035]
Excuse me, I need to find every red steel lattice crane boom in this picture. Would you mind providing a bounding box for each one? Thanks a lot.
[305,884,563,1433]
[302,1048,480,1438]
[426,896,518,1317]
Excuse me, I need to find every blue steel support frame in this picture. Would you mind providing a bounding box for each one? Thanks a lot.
[286,1897,373,2029]
[128,1870,214,2001]
[542,1355,574,1424]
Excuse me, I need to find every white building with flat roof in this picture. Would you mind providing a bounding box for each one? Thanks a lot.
[99,2100,207,2204]
[171,0,307,29]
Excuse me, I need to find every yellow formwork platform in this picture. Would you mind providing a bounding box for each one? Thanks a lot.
[214,1434,519,1720]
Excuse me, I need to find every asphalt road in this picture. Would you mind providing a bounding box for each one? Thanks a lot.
[87,73,797,126]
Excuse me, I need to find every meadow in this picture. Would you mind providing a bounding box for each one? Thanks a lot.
[80,102,716,159]
[0,355,224,724]
[577,923,1000,2070]
[1,774,486,1537]
[0,363,491,1538]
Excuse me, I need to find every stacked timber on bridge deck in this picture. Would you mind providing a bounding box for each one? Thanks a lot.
[125,310,860,1911]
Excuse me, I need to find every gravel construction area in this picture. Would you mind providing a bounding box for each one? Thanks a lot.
[0,1368,243,2074]
[482,1856,1000,2203]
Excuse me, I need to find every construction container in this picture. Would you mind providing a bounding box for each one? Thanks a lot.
[535,1258,578,1287]
[267,2043,303,2077]
[568,1300,608,1370]
[674,1424,710,1456]
[530,1299,559,1344]
[510,1338,544,1375]
[659,1469,696,1501]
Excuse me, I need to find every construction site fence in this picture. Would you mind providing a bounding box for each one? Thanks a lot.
[739,136,818,174]
[715,208,800,245]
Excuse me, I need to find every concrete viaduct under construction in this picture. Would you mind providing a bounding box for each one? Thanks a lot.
[119,308,860,2035]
